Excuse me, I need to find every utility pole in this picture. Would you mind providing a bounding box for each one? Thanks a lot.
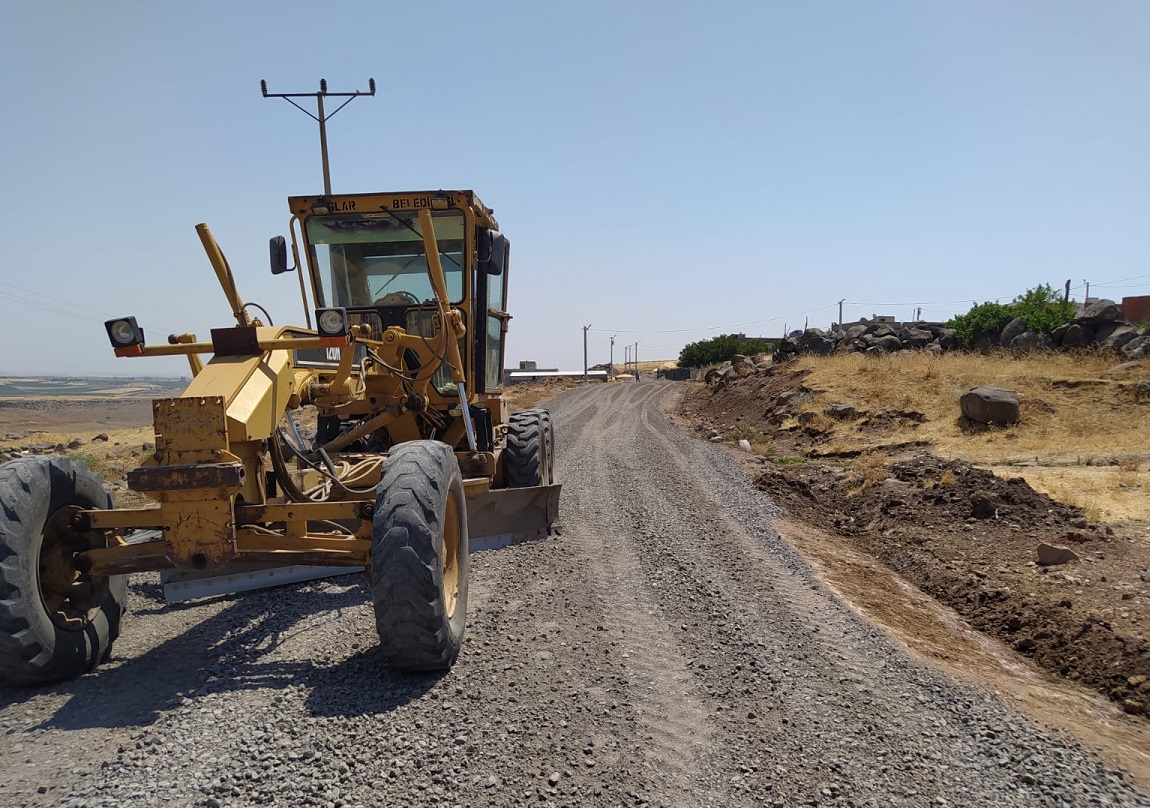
[610,335,616,371]
[837,299,845,332]
[582,324,592,380]
[1084,279,1090,302]
[624,345,630,374]
[634,341,639,380]
[261,78,376,195]
[1064,279,1071,304]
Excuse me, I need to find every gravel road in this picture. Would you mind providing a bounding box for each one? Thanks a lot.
[1,380,1148,807]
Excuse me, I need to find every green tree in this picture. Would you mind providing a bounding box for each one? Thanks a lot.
[947,301,1014,349]
[1011,283,1077,334]
[678,334,772,368]
[947,284,1077,349]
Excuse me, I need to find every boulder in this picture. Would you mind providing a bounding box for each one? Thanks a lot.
[999,317,1028,348]
[1075,299,1121,325]
[1121,336,1150,360]
[1036,542,1080,566]
[825,403,859,420]
[1096,322,1138,350]
[865,334,903,353]
[845,324,869,340]
[960,386,1020,425]
[899,327,933,348]
[1010,331,1054,352]
[1059,323,1093,348]
[936,328,958,351]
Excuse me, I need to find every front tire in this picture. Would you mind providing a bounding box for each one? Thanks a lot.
[369,441,468,672]
[506,409,554,487]
[0,456,127,686]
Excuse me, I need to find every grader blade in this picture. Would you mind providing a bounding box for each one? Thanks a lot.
[160,562,360,602]
[152,484,560,601]
[466,484,562,552]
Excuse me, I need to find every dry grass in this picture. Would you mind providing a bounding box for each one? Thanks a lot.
[846,451,891,496]
[790,350,1150,526]
[795,350,1147,460]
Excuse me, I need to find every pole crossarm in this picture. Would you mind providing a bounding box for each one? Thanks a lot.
[260,78,376,195]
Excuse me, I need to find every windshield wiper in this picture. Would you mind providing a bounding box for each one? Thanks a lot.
[376,209,461,270]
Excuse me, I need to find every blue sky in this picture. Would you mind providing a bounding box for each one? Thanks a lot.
[2,1,1148,376]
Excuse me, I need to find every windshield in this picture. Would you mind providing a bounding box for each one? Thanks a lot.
[306,210,465,308]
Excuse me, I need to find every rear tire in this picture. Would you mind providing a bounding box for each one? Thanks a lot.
[369,441,468,672]
[0,456,127,686]
[506,409,553,487]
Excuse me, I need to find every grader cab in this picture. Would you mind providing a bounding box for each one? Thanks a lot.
[0,189,559,685]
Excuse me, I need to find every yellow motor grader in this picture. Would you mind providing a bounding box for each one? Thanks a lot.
[0,189,559,684]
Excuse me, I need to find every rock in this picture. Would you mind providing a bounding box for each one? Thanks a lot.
[1010,331,1053,352]
[1121,335,1150,359]
[93,433,110,442]
[999,317,1028,348]
[67,438,86,449]
[960,386,1020,425]
[864,333,903,353]
[738,439,752,452]
[970,494,997,519]
[1098,322,1138,350]
[825,403,858,420]
[1075,299,1121,325]
[1104,360,1143,377]
[1059,323,1093,347]
[1037,542,1080,566]
[1133,381,1150,401]
[899,327,933,348]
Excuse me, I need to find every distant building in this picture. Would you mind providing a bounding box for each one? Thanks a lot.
[1122,295,1150,324]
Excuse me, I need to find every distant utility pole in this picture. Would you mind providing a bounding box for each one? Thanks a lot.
[1064,279,1071,304]
[261,78,376,195]
[837,299,845,332]
[582,324,592,380]
[1084,279,1090,302]
[610,335,616,370]
[634,342,639,379]
[624,345,630,373]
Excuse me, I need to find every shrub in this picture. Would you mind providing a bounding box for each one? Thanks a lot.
[678,334,772,368]
[947,284,1077,349]
[948,301,1014,349]
[1011,283,1076,334]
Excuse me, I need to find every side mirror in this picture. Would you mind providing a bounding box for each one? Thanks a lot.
[479,230,507,276]
[270,236,293,275]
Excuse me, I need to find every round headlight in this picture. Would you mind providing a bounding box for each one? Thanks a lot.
[109,319,137,345]
[318,309,346,336]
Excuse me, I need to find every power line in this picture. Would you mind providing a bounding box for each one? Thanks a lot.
[591,302,836,335]
[0,280,109,319]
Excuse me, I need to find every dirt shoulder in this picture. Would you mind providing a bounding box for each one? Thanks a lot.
[677,359,1150,723]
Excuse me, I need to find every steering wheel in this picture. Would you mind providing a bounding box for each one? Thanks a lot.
[374,290,420,307]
